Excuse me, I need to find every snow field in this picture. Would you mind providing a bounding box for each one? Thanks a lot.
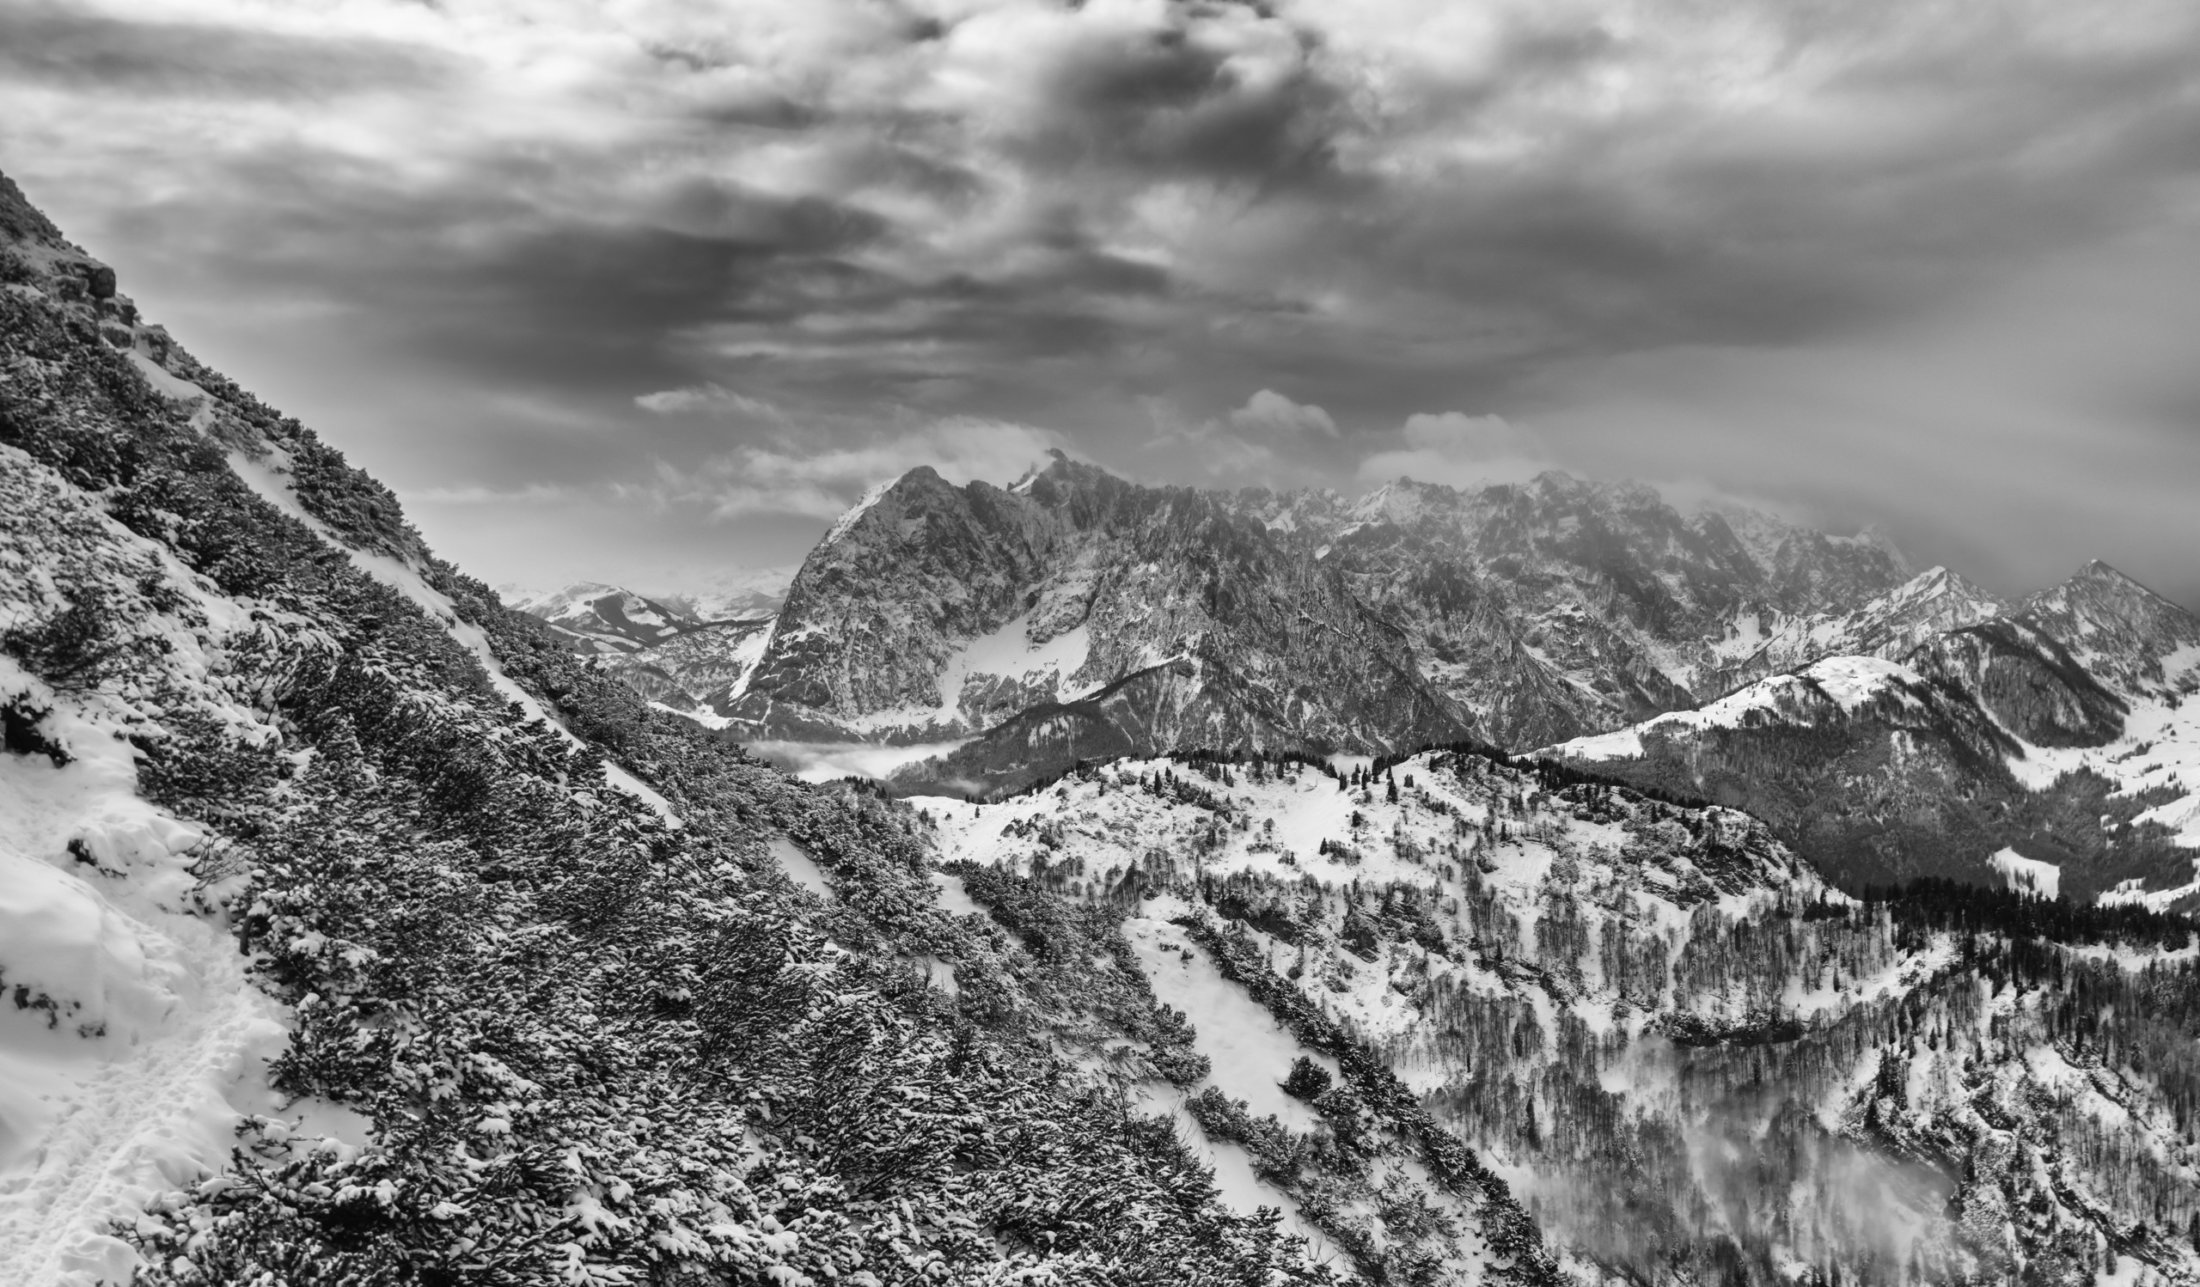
[1988,847,2062,900]
[935,612,1094,713]
[1118,900,1333,1250]
[1124,903,1336,1133]
[929,870,984,918]
[746,738,972,783]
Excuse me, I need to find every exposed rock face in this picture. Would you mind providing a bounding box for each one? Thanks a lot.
[1235,473,1921,745]
[1548,563,2200,901]
[719,460,1925,792]
[726,456,1480,767]
[2016,559,2200,695]
[1684,563,2005,699]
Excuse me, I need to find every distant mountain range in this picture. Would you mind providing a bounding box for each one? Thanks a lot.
[596,452,1952,777]
[535,453,2200,907]
[500,572,790,713]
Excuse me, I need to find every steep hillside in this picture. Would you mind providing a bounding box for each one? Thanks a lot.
[918,748,2200,1286]
[1549,565,2200,903]
[0,168,1552,1285]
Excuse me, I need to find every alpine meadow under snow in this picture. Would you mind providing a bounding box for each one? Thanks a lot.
[8,52,2200,1287]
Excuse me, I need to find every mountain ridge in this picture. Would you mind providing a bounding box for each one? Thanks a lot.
[1546,559,2200,903]
[692,454,1930,794]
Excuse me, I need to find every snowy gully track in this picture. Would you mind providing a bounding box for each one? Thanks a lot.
[0,689,287,1285]
[0,941,280,1284]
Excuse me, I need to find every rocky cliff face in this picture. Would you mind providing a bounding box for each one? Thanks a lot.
[1235,473,1921,746]
[2018,560,2200,696]
[725,456,1480,764]
[1685,564,2005,701]
[720,460,1927,793]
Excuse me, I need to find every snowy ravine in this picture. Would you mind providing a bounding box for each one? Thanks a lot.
[916,748,2200,1285]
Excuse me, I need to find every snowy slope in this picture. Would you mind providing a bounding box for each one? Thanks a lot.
[0,666,294,1285]
[916,747,2200,1284]
[1546,562,2200,901]
[0,456,298,1283]
[918,749,1828,1050]
[1555,654,1933,763]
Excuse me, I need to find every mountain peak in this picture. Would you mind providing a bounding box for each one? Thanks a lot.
[1352,475,1457,524]
[2015,558,2200,691]
[1893,565,1998,607]
[2072,558,2152,592]
[2034,559,2181,614]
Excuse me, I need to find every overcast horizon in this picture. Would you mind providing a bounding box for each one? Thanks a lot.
[5,0,2197,605]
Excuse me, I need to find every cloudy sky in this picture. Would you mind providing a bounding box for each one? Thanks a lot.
[4,0,2198,604]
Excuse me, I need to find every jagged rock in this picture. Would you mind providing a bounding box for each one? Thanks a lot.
[719,459,1919,792]
[727,456,1480,776]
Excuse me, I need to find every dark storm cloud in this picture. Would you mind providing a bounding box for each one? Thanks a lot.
[0,5,452,99]
[4,0,2197,600]
[102,147,904,400]
[1011,15,1345,188]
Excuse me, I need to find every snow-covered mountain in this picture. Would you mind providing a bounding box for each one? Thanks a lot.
[1235,473,1924,747]
[503,581,710,652]
[707,458,1930,794]
[916,748,2200,1285]
[502,576,786,721]
[724,456,1478,767]
[1548,562,2200,905]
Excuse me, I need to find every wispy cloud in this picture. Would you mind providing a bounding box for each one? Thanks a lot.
[625,416,1063,522]
[634,383,784,420]
[409,482,576,506]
